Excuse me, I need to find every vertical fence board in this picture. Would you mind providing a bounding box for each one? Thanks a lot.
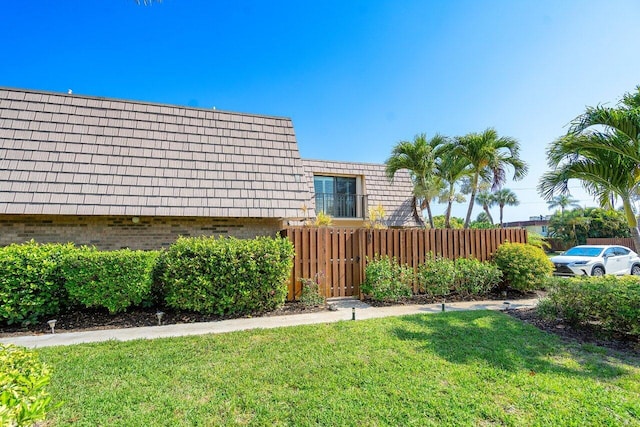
[346,229,352,294]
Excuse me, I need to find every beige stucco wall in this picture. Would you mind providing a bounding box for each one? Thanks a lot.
[0,215,283,250]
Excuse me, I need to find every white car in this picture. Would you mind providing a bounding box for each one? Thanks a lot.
[551,245,640,277]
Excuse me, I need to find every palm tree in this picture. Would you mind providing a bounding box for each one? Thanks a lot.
[453,128,528,228]
[546,86,640,251]
[385,133,447,228]
[493,188,519,227]
[564,86,640,164]
[475,191,495,224]
[538,131,640,251]
[547,194,580,214]
[437,145,470,228]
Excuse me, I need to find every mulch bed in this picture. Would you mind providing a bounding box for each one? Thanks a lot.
[2,291,638,357]
[506,307,639,355]
[0,302,327,338]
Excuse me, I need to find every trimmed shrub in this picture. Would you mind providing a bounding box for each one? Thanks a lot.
[362,256,413,302]
[453,258,502,296]
[160,236,294,315]
[298,273,326,307]
[61,249,159,314]
[493,242,553,292]
[0,241,76,326]
[416,253,455,297]
[0,344,54,427]
[539,275,640,337]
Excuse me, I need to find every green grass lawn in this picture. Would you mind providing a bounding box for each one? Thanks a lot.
[37,311,640,426]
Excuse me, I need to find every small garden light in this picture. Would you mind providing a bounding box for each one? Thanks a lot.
[503,301,511,311]
[47,319,57,334]
[156,311,165,326]
[352,307,355,321]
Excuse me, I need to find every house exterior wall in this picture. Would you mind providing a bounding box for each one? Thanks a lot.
[301,159,419,228]
[0,215,283,251]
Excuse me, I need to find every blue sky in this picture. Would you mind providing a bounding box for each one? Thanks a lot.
[2,1,640,222]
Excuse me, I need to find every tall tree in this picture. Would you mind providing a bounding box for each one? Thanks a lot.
[453,128,528,228]
[539,131,640,250]
[475,191,495,224]
[385,133,446,228]
[493,188,519,227]
[541,86,640,251]
[547,194,581,214]
[437,145,470,228]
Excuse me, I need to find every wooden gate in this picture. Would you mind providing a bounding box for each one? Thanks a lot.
[280,228,363,300]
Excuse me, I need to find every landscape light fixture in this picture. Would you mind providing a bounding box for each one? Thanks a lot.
[156,311,164,326]
[47,319,57,334]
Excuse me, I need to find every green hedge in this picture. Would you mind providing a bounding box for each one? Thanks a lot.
[159,236,294,315]
[0,241,76,325]
[362,256,413,302]
[0,344,54,426]
[493,242,553,292]
[60,249,159,314]
[538,275,640,337]
[416,254,455,297]
[452,257,502,296]
[416,254,502,298]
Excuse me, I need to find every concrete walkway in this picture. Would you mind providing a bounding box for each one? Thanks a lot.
[0,298,539,349]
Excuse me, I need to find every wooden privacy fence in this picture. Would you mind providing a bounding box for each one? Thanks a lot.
[586,237,636,251]
[280,227,528,301]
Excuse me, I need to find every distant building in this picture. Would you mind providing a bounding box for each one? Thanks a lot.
[503,216,550,237]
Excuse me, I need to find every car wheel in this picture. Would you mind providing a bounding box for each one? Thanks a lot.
[591,266,605,276]
[632,264,640,276]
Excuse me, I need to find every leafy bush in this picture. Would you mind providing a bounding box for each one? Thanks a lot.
[0,241,76,326]
[159,236,294,315]
[61,249,159,313]
[314,211,333,227]
[362,256,413,302]
[538,275,640,337]
[298,273,326,307]
[416,253,455,297]
[452,257,502,296]
[493,242,553,292]
[527,232,551,251]
[0,344,54,427]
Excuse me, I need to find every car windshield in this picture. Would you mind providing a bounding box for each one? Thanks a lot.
[563,247,604,257]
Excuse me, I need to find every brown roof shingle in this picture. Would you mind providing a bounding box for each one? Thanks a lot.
[0,87,310,218]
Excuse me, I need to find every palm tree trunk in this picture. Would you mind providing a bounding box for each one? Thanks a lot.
[445,199,453,228]
[444,183,455,228]
[464,175,479,228]
[483,205,494,224]
[424,201,434,229]
[412,196,425,227]
[622,199,640,252]
[499,205,504,228]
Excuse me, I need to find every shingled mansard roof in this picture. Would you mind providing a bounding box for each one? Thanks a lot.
[0,87,311,218]
[302,159,418,227]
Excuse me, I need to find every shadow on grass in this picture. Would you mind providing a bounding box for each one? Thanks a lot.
[392,310,634,379]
